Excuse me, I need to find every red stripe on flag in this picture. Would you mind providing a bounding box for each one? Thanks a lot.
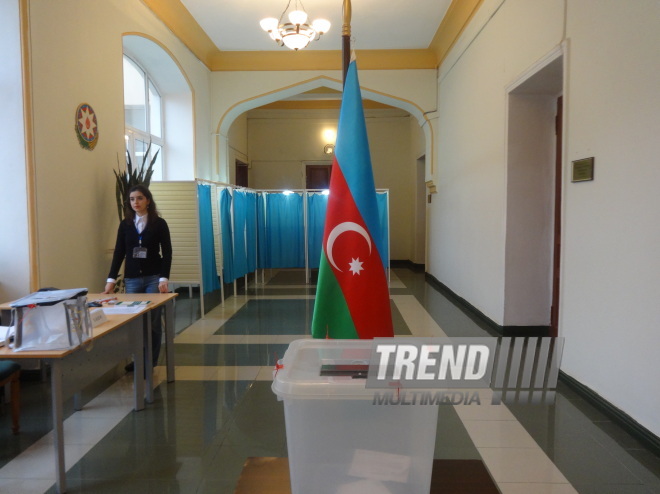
[322,160,393,338]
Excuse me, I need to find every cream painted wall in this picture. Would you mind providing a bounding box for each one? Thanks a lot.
[249,161,305,190]
[560,0,660,438]
[0,0,30,301]
[25,0,212,291]
[410,120,426,265]
[431,0,660,436]
[212,70,436,133]
[247,109,416,261]
[369,115,414,261]
[247,108,339,189]
[163,92,195,180]
[227,112,248,185]
[410,116,426,160]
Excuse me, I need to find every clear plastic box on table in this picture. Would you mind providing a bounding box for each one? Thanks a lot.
[272,339,439,494]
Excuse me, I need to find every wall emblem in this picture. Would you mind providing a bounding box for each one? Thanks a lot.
[75,103,98,150]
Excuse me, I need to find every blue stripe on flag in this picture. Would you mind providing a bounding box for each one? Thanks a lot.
[334,61,385,266]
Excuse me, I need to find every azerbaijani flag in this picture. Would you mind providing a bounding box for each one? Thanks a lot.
[311,60,394,339]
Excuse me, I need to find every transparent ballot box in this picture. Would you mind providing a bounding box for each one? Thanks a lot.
[272,339,439,494]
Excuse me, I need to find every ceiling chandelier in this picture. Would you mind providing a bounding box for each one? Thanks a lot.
[260,0,331,51]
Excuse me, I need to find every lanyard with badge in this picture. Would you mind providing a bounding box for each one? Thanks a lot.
[133,226,148,259]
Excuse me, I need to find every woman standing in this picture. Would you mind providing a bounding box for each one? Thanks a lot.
[103,184,172,368]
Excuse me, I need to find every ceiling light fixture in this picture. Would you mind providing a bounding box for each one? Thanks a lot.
[260,0,330,51]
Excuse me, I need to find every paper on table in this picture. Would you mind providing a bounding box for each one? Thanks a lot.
[114,301,151,307]
[102,306,148,315]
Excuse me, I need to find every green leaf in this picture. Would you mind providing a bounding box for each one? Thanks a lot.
[112,141,159,223]
[126,150,133,177]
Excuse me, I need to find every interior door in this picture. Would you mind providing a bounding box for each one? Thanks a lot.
[306,164,332,189]
[550,96,563,337]
[236,160,248,187]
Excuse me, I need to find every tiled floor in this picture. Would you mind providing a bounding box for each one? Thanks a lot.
[0,268,659,493]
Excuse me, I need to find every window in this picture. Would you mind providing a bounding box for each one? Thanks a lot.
[123,55,164,180]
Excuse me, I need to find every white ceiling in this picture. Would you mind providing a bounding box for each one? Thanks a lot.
[181,0,453,52]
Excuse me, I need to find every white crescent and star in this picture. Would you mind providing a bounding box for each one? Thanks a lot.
[326,221,371,273]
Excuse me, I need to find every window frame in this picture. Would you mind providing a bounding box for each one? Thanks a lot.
[123,54,164,179]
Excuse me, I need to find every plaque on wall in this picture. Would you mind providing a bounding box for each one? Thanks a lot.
[571,157,594,182]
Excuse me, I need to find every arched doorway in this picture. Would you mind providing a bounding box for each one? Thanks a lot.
[217,78,431,265]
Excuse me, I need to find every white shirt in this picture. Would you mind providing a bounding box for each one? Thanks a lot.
[134,213,147,234]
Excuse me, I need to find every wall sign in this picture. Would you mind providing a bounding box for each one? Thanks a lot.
[571,157,594,182]
[75,103,98,150]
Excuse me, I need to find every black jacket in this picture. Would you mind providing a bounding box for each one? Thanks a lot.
[108,217,172,279]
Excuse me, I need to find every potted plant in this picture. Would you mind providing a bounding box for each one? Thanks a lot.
[113,142,159,222]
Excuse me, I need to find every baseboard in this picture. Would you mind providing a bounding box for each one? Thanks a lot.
[390,259,425,272]
[559,371,660,456]
[424,273,549,337]
[501,325,550,336]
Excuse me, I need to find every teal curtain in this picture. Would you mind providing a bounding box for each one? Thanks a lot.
[246,192,257,272]
[257,193,269,268]
[307,193,328,269]
[376,192,389,267]
[233,190,248,279]
[267,193,304,268]
[217,190,386,275]
[197,184,220,293]
[220,188,235,283]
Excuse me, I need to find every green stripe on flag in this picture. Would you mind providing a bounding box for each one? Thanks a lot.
[312,255,358,339]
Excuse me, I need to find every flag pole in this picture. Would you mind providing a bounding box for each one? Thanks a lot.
[342,0,352,84]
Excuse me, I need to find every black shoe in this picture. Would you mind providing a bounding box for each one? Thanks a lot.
[124,362,134,372]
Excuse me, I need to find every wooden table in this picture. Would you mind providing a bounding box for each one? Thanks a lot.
[0,292,177,493]
[85,293,178,402]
